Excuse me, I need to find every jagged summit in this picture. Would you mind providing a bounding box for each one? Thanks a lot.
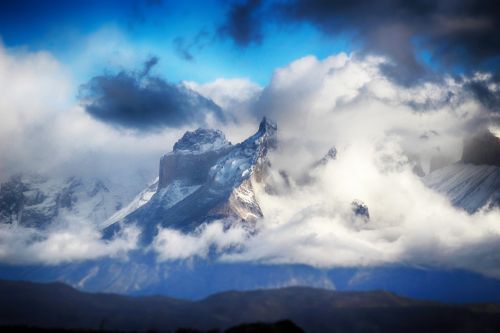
[104,118,278,242]
[258,116,277,135]
[253,117,278,149]
[172,128,231,154]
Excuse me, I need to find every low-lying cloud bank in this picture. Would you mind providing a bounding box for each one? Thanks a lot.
[0,220,139,265]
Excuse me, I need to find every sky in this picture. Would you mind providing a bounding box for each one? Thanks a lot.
[0,0,348,86]
[1,0,500,278]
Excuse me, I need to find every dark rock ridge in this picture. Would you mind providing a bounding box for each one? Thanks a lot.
[1,279,500,333]
[105,118,277,242]
[351,200,370,220]
[316,147,337,166]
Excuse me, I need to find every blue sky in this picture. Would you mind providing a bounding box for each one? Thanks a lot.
[0,0,350,85]
[2,0,499,87]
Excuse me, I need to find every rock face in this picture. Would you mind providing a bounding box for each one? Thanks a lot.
[105,118,277,242]
[159,128,232,188]
[462,130,500,167]
[351,200,370,220]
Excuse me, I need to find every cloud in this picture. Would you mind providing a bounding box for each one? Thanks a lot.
[219,0,500,81]
[0,219,140,265]
[79,56,226,131]
[183,77,265,142]
[0,42,201,195]
[464,72,500,112]
[184,77,262,112]
[2,36,500,278]
[220,145,500,278]
[152,222,246,261]
[152,53,500,278]
[218,0,264,46]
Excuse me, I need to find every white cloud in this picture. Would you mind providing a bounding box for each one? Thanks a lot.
[0,42,188,184]
[0,42,183,264]
[152,222,247,261]
[152,53,500,278]
[0,219,140,265]
[183,78,262,111]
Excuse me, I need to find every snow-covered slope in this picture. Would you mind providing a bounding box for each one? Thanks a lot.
[102,177,159,228]
[104,118,277,242]
[423,163,500,213]
[0,174,136,228]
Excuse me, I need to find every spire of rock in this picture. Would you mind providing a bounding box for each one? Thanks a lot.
[257,117,278,149]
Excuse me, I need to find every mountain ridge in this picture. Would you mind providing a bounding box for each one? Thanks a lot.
[1,278,499,333]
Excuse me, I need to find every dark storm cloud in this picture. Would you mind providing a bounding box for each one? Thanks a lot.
[79,57,225,131]
[218,0,264,46]
[219,0,500,81]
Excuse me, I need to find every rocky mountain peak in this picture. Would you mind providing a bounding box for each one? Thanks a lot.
[255,117,278,149]
[173,128,231,154]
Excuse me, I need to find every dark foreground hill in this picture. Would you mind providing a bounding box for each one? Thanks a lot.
[1,279,500,333]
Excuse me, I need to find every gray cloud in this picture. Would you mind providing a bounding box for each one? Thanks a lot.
[79,57,225,131]
[218,0,264,47]
[219,0,500,82]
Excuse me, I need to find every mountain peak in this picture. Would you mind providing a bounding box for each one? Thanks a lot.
[105,118,279,240]
[249,117,277,151]
[173,128,231,154]
[258,117,277,134]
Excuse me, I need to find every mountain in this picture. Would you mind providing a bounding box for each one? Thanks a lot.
[0,119,343,298]
[423,130,500,213]
[2,119,500,305]
[104,117,277,242]
[0,174,140,229]
[1,279,499,333]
